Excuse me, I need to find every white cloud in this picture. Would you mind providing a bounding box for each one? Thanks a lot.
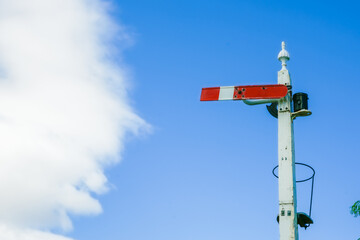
[0,0,147,238]
[0,225,73,240]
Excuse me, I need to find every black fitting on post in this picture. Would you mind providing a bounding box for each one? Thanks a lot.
[266,102,278,118]
[293,93,309,112]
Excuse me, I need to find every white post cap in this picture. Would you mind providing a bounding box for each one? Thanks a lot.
[278,41,290,70]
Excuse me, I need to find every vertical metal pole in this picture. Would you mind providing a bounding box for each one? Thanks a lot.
[277,42,299,240]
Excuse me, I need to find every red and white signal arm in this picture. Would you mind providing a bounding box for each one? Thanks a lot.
[200,84,288,101]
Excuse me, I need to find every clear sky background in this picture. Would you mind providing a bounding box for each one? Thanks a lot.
[66,0,360,239]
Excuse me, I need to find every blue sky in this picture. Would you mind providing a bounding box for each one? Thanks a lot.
[68,1,360,239]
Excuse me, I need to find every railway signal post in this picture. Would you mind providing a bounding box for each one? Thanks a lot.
[201,42,312,240]
[277,41,298,240]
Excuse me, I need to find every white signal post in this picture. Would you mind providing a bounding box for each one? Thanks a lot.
[277,41,298,240]
[200,41,312,240]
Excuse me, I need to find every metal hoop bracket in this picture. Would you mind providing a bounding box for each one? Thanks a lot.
[272,162,315,183]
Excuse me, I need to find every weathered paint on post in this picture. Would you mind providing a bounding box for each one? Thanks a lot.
[277,42,299,240]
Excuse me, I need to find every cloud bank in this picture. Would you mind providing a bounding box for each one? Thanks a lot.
[0,0,146,239]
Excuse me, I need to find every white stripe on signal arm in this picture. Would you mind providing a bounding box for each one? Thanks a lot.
[218,86,235,100]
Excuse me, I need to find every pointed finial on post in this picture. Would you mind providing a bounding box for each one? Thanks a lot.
[278,41,290,70]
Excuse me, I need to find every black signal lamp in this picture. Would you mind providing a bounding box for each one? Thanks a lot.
[293,92,309,112]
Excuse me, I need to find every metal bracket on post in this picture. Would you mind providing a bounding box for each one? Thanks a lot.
[243,99,278,105]
[273,162,315,229]
[291,110,312,120]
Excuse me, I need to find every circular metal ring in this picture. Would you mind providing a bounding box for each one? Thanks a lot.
[272,162,315,183]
